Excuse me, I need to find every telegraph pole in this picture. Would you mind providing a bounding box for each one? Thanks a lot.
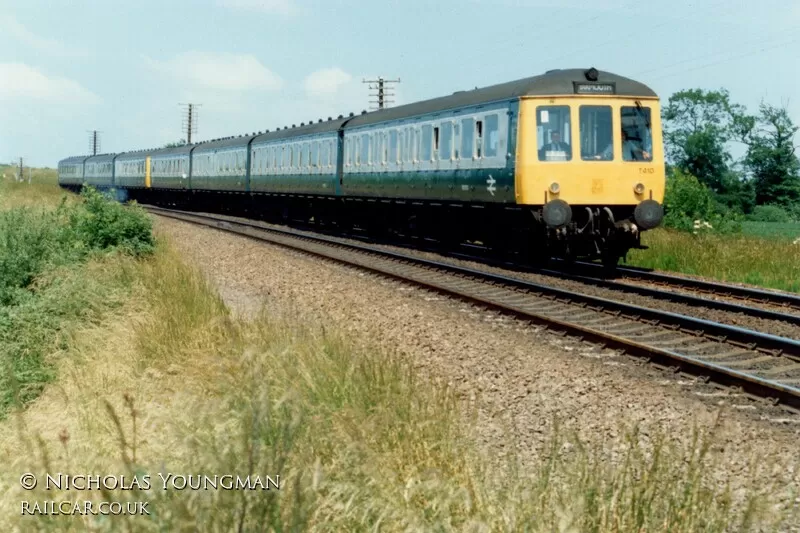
[362,77,400,110]
[180,103,200,144]
[19,157,23,183]
[87,130,101,155]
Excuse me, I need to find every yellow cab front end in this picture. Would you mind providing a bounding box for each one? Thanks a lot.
[515,89,665,263]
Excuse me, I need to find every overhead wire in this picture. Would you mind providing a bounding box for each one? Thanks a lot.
[542,0,733,66]
[480,0,642,58]
[645,36,799,81]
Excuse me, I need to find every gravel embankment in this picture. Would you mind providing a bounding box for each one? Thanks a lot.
[153,216,800,513]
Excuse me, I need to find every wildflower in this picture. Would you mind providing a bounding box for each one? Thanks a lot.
[794,237,800,245]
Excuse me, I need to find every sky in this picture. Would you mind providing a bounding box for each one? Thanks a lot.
[1,0,799,167]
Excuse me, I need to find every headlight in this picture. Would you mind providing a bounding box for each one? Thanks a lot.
[549,182,560,194]
[634,182,645,194]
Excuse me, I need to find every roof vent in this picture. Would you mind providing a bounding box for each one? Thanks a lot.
[338,114,343,119]
[584,67,599,81]
[328,116,332,121]
[318,119,323,123]
[292,124,296,128]
[349,112,354,117]
[300,122,305,126]
[361,110,367,114]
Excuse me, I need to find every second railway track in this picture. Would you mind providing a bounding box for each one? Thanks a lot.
[145,206,800,414]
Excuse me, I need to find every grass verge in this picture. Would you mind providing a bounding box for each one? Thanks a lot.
[0,231,795,531]
[0,183,154,417]
[627,227,800,293]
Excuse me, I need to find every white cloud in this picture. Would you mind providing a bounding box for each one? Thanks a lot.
[0,15,86,57]
[143,52,283,91]
[0,63,98,104]
[216,0,297,15]
[303,67,353,99]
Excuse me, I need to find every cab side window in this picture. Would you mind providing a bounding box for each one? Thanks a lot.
[620,106,653,162]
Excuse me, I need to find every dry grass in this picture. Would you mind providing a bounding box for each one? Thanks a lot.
[627,228,800,293]
[0,166,64,209]
[0,230,795,532]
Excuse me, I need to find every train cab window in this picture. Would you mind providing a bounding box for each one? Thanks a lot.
[537,106,572,161]
[620,105,653,161]
[440,122,453,160]
[421,125,433,161]
[580,106,613,161]
[461,118,474,159]
[484,114,499,157]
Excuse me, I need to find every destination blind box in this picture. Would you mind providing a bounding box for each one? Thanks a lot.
[573,82,616,95]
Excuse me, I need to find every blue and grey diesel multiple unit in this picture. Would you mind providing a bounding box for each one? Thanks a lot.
[58,68,665,265]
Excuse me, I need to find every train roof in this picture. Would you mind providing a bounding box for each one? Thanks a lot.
[149,145,194,158]
[114,151,148,161]
[59,155,90,165]
[192,134,258,153]
[85,153,117,163]
[345,68,657,128]
[252,116,350,144]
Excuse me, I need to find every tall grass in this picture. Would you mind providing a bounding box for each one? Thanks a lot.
[628,227,800,293]
[3,241,794,532]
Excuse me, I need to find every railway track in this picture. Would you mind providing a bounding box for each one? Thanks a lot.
[145,205,800,413]
[572,261,800,315]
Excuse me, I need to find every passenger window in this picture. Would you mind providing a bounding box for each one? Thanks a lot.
[383,132,389,163]
[361,134,370,165]
[537,105,572,161]
[300,144,305,167]
[421,125,432,161]
[433,126,440,160]
[454,122,460,159]
[475,120,483,158]
[397,131,403,163]
[485,114,499,157]
[620,106,653,162]
[440,122,453,160]
[461,118,474,159]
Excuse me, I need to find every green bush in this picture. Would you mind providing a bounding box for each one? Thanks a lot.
[72,186,155,255]
[747,204,791,223]
[0,203,78,306]
[663,169,742,234]
[0,188,154,307]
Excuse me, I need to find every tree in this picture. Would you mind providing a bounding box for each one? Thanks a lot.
[742,103,800,207]
[662,89,750,193]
